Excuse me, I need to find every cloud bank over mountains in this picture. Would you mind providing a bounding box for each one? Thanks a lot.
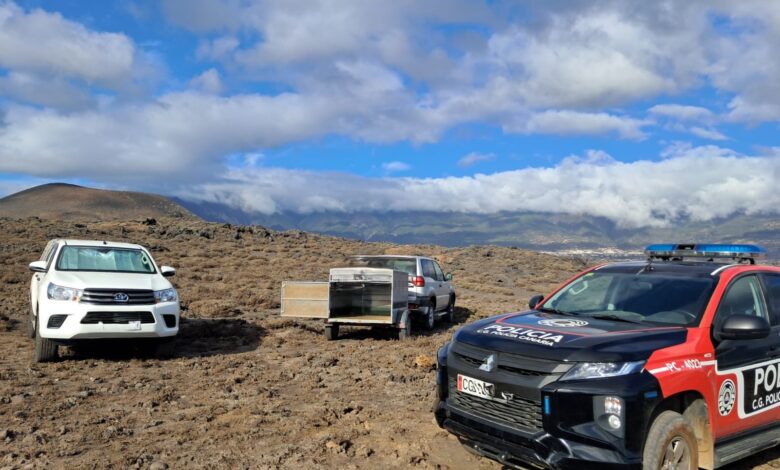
[1,1,780,227]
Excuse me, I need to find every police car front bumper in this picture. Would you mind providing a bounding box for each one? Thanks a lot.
[435,399,642,469]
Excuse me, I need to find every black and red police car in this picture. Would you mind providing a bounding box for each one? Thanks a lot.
[435,244,780,469]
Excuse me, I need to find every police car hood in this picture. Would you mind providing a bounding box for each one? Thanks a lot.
[453,311,688,362]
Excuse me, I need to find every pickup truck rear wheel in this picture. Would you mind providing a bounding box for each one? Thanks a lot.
[324,324,339,341]
[33,315,58,363]
[642,410,698,470]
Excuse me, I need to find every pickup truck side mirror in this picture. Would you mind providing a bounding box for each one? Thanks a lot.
[444,273,453,281]
[529,294,544,309]
[29,261,47,273]
[160,266,177,277]
[718,314,770,341]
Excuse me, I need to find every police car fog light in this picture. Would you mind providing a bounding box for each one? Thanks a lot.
[604,396,622,415]
[607,414,622,430]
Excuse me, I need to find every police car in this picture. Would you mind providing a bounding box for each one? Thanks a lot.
[434,244,780,469]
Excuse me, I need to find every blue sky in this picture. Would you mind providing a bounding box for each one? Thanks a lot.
[1,1,780,227]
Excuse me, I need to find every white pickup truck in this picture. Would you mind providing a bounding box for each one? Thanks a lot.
[27,239,180,362]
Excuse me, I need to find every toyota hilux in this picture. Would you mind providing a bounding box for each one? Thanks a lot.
[28,239,180,362]
[435,244,780,469]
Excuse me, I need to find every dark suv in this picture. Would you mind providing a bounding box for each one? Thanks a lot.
[435,244,780,469]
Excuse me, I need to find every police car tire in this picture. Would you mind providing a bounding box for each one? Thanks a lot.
[33,314,58,363]
[642,410,698,470]
[424,307,435,330]
[443,296,455,323]
[154,338,176,359]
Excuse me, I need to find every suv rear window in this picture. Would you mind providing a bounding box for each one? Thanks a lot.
[542,271,716,326]
[56,246,156,273]
[349,257,417,276]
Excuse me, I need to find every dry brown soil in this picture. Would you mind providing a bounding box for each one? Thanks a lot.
[0,218,775,469]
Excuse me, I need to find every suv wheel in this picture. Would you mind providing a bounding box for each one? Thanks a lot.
[443,295,455,323]
[424,306,435,330]
[324,324,339,341]
[33,314,58,363]
[643,411,698,470]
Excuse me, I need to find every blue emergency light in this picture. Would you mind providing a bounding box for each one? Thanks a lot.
[645,243,767,264]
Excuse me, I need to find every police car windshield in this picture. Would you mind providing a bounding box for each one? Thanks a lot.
[541,271,716,326]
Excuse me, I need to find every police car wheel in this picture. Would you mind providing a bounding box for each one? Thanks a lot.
[424,307,435,330]
[643,410,698,470]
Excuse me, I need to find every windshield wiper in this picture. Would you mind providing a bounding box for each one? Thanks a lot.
[589,313,643,324]
[537,306,581,316]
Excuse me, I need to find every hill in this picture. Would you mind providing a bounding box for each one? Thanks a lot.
[0,183,195,221]
[176,198,780,257]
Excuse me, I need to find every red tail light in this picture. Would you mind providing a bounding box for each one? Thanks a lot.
[412,276,425,287]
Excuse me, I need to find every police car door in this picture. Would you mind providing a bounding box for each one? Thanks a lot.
[712,274,779,436]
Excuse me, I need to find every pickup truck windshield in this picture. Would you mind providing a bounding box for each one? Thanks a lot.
[541,271,716,326]
[56,246,155,273]
[349,257,417,276]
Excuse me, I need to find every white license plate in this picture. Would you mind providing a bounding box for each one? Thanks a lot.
[457,374,495,400]
[128,320,141,330]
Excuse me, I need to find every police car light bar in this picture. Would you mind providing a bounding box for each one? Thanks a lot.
[645,243,767,263]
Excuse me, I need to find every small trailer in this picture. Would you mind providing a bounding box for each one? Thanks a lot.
[281,267,412,340]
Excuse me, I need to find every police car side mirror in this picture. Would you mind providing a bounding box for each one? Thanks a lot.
[529,294,544,310]
[719,315,770,341]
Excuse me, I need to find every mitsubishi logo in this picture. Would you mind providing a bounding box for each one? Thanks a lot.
[113,292,129,302]
[479,354,496,372]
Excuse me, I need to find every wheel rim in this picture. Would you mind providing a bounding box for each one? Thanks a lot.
[661,436,691,470]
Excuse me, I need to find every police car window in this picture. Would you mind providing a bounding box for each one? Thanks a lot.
[762,274,780,325]
[716,275,768,324]
[543,272,715,326]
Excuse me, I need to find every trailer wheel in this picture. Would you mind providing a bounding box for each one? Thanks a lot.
[398,317,412,340]
[324,324,339,341]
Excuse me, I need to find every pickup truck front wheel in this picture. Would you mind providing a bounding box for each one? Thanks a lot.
[324,324,339,341]
[33,315,58,363]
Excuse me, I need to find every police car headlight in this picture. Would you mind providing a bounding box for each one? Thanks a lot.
[47,283,83,302]
[561,361,645,381]
[154,288,178,303]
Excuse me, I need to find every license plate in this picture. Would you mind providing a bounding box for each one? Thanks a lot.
[128,320,141,330]
[457,374,494,400]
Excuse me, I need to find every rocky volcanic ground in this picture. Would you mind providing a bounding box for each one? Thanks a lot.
[0,218,776,469]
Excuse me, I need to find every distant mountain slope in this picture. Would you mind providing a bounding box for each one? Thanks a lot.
[0,183,196,221]
[176,198,780,256]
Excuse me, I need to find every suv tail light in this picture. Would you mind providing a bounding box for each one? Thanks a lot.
[412,276,425,287]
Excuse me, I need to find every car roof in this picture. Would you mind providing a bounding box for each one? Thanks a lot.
[597,260,780,278]
[56,239,146,250]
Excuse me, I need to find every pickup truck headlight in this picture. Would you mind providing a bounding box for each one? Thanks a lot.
[560,361,645,381]
[47,283,82,301]
[154,288,178,303]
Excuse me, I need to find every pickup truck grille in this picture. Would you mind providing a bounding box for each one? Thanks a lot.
[448,377,543,433]
[81,312,155,324]
[81,289,155,305]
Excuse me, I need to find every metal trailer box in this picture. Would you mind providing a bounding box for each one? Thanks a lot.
[280,267,412,340]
